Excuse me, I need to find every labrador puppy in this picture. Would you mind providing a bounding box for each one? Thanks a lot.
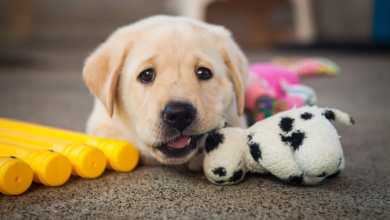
[83,15,248,165]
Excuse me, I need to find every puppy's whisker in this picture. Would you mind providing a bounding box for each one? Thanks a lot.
[220,112,233,126]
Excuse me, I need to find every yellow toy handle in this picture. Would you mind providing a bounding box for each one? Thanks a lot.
[0,142,71,186]
[0,128,106,178]
[0,156,33,195]
[0,118,139,172]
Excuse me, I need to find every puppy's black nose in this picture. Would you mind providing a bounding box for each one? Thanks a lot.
[163,102,196,132]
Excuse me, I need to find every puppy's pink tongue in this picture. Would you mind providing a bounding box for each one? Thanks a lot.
[167,135,190,149]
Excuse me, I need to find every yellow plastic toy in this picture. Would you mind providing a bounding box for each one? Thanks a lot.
[0,142,71,186]
[0,118,139,172]
[0,128,106,179]
[0,156,33,195]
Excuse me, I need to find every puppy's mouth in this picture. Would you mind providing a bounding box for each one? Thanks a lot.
[156,135,203,158]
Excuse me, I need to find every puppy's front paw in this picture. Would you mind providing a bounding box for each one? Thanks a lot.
[186,149,205,172]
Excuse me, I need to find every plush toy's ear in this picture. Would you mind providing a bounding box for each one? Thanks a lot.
[216,28,249,116]
[83,33,133,117]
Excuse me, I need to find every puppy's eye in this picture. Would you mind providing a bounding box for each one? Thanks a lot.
[139,69,155,83]
[196,67,212,80]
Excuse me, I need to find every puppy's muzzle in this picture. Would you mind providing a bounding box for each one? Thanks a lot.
[163,102,196,132]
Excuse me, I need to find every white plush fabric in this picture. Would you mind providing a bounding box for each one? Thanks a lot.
[200,106,354,185]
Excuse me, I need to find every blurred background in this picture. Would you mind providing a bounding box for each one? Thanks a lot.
[0,0,389,131]
[1,0,389,48]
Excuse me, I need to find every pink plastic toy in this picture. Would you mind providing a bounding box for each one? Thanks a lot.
[285,57,340,77]
[244,63,318,125]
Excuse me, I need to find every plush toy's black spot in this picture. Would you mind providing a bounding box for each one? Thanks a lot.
[249,142,261,162]
[224,121,228,128]
[212,167,227,177]
[317,172,326,177]
[349,116,355,125]
[205,133,224,153]
[9,156,16,159]
[248,133,261,161]
[337,158,342,168]
[328,170,341,178]
[287,174,304,185]
[229,169,243,182]
[214,180,225,184]
[324,110,335,121]
[247,133,254,142]
[280,130,306,151]
[301,112,313,120]
[279,117,295,133]
[290,131,306,150]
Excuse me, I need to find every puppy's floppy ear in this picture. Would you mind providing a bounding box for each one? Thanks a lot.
[83,33,133,117]
[216,28,248,116]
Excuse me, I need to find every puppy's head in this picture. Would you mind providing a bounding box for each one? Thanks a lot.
[83,16,248,165]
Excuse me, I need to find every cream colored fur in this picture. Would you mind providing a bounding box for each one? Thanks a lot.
[83,16,249,165]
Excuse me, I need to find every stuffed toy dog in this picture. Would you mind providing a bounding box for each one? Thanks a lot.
[200,106,354,185]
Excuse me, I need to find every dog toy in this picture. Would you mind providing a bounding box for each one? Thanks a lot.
[0,128,106,179]
[272,57,340,77]
[0,142,72,186]
[0,156,33,195]
[202,106,354,185]
[0,118,139,172]
[245,63,318,126]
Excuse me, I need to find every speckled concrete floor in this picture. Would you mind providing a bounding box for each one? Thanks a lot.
[0,47,389,219]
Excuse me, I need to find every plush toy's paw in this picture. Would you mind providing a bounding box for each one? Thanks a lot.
[297,155,346,185]
[327,155,346,178]
[283,157,345,185]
